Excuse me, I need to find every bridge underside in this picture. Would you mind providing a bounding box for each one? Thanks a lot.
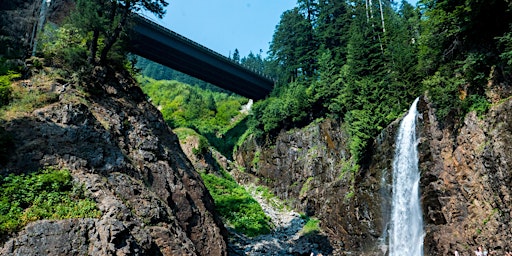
[129,17,274,100]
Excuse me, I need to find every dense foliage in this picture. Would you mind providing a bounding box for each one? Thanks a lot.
[0,59,20,108]
[134,56,229,93]
[248,0,512,164]
[200,169,271,237]
[0,168,101,236]
[33,0,168,73]
[138,77,249,157]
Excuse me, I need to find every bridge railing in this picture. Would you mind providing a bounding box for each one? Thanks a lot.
[132,14,275,82]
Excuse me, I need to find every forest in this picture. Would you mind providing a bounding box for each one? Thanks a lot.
[240,0,512,166]
[1,0,512,168]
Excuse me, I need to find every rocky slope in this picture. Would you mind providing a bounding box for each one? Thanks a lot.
[175,127,334,256]
[0,67,227,255]
[235,95,512,255]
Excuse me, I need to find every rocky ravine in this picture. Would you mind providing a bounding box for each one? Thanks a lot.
[177,128,334,256]
[235,95,512,255]
[0,67,227,255]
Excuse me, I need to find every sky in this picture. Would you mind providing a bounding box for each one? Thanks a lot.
[146,0,419,59]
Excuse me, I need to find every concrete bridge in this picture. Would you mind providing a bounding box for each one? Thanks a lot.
[129,15,274,100]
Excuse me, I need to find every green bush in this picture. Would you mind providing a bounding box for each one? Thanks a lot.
[40,24,87,69]
[0,71,20,107]
[0,168,101,236]
[423,71,465,120]
[465,94,490,117]
[200,170,271,237]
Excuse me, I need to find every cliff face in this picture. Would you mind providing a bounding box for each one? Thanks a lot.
[418,97,512,255]
[235,96,512,255]
[234,119,387,254]
[0,67,227,255]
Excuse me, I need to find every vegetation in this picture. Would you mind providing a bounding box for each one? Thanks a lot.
[253,185,289,211]
[0,168,101,236]
[172,128,271,237]
[200,170,271,237]
[0,58,21,108]
[70,0,168,65]
[299,214,321,235]
[245,0,512,167]
[138,77,249,158]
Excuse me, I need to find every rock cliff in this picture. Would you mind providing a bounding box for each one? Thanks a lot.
[235,96,512,255]
[418,96,512,255]
[235,119,385,254]
[0,67,227,255]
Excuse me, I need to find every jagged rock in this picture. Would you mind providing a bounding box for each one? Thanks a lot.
[418,97,512,255]
[0,68,227,255]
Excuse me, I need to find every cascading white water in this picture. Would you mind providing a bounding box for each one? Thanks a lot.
[389,97,424,256]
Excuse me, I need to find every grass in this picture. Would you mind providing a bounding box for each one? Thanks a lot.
[200,170,271,237]
[1,78,59,121]
[300,215,320,235]
[0,168,102,236]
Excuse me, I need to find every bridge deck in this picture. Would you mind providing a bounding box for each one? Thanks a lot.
[129,16,274,100]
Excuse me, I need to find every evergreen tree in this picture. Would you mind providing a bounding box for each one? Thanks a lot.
[316,0,351,68]
[269,7,317,82]
[232,49,240,63]
[70,0,168,65]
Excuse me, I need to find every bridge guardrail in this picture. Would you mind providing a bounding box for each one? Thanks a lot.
[133,14,275,82]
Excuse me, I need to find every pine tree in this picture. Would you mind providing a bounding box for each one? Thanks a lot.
[269,7,317,82]
[316,0,351,68]
[71,0,168,65]
[232,49,240,63]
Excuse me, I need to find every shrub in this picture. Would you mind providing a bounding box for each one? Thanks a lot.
[0,168,101,236]
[0,71,20,107]
[40,24,87,69]
[300,216,320,235]
[200,170,271,237]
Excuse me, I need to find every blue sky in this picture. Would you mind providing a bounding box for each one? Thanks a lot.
[148,0,418,59]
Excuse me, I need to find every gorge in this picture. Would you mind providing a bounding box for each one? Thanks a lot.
[1,0,512,255]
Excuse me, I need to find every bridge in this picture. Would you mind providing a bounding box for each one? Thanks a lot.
[129,15,274,100]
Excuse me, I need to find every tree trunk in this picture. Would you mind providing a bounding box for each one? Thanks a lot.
[88,29,99,64]
[365,0,369,23]
[369,0,374,19]
[378,0,385,33]
[99,4,128,65]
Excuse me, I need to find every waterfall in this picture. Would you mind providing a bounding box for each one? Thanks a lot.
[389,97,423,256]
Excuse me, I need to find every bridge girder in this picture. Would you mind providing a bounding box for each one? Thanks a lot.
[129,16,274,100]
